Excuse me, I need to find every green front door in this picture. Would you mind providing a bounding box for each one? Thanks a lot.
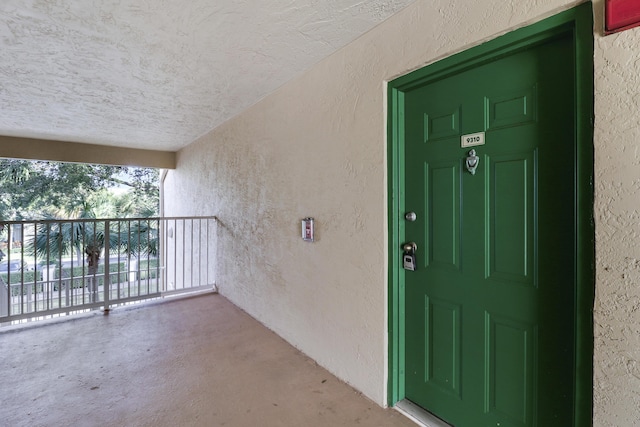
[402,33,577,426]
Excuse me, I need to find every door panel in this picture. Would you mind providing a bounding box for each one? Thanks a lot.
[403,34,575,427]
[486,86,536,130]
[485,313,535,426]
[427,162,461,269]
[425,296,462,397]
[487,151,535,285]
[425,108,461,142]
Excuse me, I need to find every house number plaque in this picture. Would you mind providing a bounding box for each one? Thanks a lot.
[461,132,485,148]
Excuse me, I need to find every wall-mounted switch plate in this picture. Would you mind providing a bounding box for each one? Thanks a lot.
[301,217,314,242]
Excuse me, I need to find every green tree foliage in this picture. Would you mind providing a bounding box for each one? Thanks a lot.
[0,159,159,221]
[30,204,159,266]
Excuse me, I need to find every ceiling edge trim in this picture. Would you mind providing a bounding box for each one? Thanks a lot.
[0,136,176,169]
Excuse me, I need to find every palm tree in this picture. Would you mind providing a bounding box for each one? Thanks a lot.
[29,210,160,304]
[29,202,158,281]
[31,203,110,265]
[111,219,159,259]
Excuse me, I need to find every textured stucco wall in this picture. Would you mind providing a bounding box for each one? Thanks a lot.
[165,0,640,422]
[593,2,640,426]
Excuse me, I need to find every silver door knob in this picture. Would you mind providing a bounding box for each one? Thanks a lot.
[402,242,417,253]
[405,212,417,221]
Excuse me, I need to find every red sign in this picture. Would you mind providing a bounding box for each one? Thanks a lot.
[606,0,640,34]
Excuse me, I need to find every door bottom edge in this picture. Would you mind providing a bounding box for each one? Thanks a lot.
[395,399,453,427]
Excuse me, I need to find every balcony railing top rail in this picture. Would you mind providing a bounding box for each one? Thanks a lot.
[0,215,217,226]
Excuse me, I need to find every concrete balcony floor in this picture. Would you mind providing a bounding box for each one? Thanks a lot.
[0,293,417,427]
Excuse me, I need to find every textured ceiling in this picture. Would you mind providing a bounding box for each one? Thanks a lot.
[0,0,414,151]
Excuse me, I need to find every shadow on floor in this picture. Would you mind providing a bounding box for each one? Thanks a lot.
[0,293,417,427]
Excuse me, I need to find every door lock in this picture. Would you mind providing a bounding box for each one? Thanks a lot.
[402,242,417,253]
[402,242,417,271]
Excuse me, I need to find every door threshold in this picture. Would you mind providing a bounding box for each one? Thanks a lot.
[395,400,453,427]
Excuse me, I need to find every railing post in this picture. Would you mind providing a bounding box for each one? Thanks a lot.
[160,218,165,292]
[103,220,110,313]
[0,277,8,318]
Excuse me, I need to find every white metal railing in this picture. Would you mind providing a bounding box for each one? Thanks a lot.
[0,216,217,324]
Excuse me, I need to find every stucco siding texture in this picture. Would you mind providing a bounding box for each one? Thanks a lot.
[594,14,640,427]
[165,0,640,423]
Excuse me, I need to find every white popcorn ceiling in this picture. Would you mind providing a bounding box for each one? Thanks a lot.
[0,0,414,151]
